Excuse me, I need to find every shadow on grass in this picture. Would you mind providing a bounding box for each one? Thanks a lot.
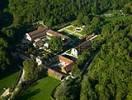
[17,88,41,100]
[0,68,19,80]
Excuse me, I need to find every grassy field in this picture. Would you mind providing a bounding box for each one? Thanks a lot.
[18,76,60,100]
[0,71,19,95]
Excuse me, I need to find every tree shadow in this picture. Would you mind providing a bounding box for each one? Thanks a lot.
[17,88,41,100]
[0,0,13,28]
[30,81,39,87]
[0,67,19,80]
[0,12,13,27]
[0,0,9,11]
[81,47,101,76]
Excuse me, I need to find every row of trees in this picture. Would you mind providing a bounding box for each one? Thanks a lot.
[0,0,10,71]
[0,38,9,71]
[72,50,91,76]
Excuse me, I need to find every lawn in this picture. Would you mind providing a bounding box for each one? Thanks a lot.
[18,76,60,100]
[66,25,75,31]
[58,25,84,38]
[0,71,19,95]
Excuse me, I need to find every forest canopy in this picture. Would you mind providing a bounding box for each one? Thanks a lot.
[0,0,132,100]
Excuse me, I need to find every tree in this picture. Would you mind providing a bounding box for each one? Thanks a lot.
[72,64,81,76]
[48,37,63,52]
[0,38,9,71]
[82,16,90,25]
[83,17,101,34]
[54,78,80,100]
[2,26,15,38]
[23,59,38,81]
[0,38,8,48]
[127,83,132,100]
[123,3,132,14]
[0,49,9,70]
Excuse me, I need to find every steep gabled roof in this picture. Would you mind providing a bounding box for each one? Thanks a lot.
[76,40,91,52]
[28,26,48,41]
[46,30,63,37]
[48,68,66,80]
[58,55,73,65]
[58,55,74,73]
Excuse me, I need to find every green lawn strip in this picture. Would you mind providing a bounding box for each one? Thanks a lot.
[66,25,75,31]
[58,25,83,38]
[19,76,60,100]
[64,29,82,37]
[65,26,84,37]
[0,71,19,95]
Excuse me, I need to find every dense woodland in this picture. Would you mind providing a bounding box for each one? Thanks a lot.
[54,16,132,100]
[80,16,132,100]
[0,0,132,100]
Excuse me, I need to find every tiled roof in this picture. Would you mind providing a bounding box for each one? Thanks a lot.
[28,26,48,41]
[46,30,62,37]
[58,55,73,65]
[58,55,74,73]
[76,40,91,52]
[48,68,66,80]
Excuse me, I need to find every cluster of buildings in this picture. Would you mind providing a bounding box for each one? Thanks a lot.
[24,25,95,80]
[25,25,71,50]
[24,25,75,80]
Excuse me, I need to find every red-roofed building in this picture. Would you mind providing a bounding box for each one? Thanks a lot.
[25,26,48,41]
[25,26,71,47]
[48,68,66,80]
[47,55,74,80]
[58,55,74,73]
[46,30,61,37]
[75,40,91,53]
[46,30,71,46]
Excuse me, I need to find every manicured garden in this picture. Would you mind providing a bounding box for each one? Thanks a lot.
[58,25,85,38]
[0,71,19,95]
[18,76,60,100]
